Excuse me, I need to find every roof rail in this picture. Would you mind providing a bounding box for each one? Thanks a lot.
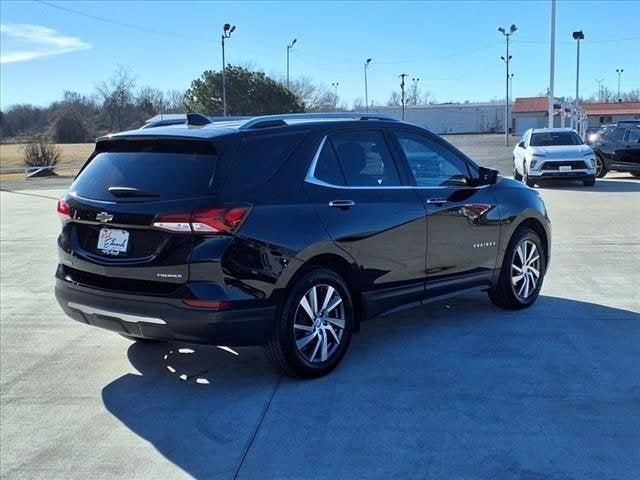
[240,112,399,130]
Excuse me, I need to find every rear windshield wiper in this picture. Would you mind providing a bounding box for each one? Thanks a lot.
[108,186,160,198]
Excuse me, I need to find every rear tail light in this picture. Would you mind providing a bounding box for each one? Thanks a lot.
[57,199,72,224]
[183,299,232,309]
[153,206,250,234]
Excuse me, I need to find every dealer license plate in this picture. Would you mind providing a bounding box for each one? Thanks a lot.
[97,228,130,256]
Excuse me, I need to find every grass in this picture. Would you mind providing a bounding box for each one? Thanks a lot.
[0,143,93,181]
[0,143,94,170]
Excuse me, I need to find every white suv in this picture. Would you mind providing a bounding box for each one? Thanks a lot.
[513,128,597,187]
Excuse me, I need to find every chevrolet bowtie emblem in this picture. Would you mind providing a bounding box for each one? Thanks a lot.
[96,212,114,223]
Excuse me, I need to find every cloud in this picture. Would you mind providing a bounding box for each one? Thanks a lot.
[0,23,91,64]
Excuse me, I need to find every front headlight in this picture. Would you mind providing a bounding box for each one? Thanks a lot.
[589,158,596,168]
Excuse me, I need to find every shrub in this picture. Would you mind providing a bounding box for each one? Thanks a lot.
[22,136,61,168]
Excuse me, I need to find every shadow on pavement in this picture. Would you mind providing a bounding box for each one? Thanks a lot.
[102,295,640,479]
[536,177,640,193]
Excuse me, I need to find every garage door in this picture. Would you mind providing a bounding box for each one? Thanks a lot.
[516,117,538,134]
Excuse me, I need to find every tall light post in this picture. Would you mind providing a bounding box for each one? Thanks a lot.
[616,68,624,102]
[331,82,339,110]
[498,23,517,146]
[509,73,514,110]
[411,77,420,105]
[595,78,604,102]
[399,73,407,119]
[572,30,584,133]
[364,58,372,112]
[548,0,556,128]
[221,23,236,116]
[286,38,297,90]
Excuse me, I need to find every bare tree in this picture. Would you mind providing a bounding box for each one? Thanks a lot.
[623,88,640,102]
[96,65,137,131]
[387,91,402,107]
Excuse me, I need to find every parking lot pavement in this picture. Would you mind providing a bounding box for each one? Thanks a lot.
[1,175,639,480]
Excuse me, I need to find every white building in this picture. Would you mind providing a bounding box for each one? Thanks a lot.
[366,103,507,134]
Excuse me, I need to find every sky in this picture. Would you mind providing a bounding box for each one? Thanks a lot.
[1,0,639,110]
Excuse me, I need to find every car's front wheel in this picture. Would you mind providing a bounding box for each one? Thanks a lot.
[583,177,596,186]
[523,166,536,188]
[488,227,546,310]
[265,268,354,378]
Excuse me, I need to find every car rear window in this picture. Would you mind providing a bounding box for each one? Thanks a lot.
[70,139,217,201]
[530,131,583,146]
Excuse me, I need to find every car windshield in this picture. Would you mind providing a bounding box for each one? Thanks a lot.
[530,131,583,146]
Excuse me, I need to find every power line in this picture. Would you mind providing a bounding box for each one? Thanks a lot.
[34,0,214,43]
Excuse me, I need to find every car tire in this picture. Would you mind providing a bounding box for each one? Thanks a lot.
[595,155,608,178]
[513,160,523,181]
[119,334,161,343]
[265,268,354,378]
[523,167,536,188]
[630,172,640,178]
[583,178,596,186]
[488,227,546,310]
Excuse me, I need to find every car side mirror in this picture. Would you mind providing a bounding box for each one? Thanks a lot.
[475,167,499,186]
[518,141,525,148]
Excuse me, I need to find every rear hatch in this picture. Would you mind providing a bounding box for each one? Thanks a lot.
[60,137,229,291]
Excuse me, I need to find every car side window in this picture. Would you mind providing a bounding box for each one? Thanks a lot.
[392,130,471,187]
[626,129,640,143]
[314,139,346,186]
[610,128,626,141]
[327,130,401,187]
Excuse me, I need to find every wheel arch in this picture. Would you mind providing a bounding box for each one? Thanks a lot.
[514,217,550,263]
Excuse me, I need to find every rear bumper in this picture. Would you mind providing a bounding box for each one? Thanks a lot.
[55,278,277,346]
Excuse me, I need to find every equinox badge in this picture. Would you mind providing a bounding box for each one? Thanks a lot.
[96,212,114,223]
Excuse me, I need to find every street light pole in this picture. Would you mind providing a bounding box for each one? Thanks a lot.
[411,77,420,105]
[498,23,517,146]
[509,73,514,111]
[364,58,372,112]
[221,23,236,117]
[286,38,297,90]
[548,0,556,128]
[399,73,407,120]
[331,82,339,110]
[572,30,584,134]
[595,78,604,102]
[616,68,624,102]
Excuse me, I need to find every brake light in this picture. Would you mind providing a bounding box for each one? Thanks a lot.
[56,199,72,224]
[153,206,250,234]
[183,299,232,309]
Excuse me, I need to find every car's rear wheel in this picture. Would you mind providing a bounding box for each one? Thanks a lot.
[265,268,354,378]
[488,227,546,310]
[595,155,608,178]
[583,177,596,186]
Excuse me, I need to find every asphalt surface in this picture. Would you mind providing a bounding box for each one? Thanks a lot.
[1,135,639,479]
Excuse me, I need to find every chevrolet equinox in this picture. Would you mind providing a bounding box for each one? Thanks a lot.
[55,113,551,378]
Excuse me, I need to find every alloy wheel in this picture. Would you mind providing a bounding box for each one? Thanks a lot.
[511,240,541,300]
[293,284,345,363]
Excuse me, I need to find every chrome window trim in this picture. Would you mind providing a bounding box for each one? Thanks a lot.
[304,135,490,190]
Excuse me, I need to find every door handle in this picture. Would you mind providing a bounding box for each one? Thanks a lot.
[426,197,447,205]
[329,199,355,209]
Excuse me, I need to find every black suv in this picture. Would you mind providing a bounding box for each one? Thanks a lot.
[55,113,551,378]
[590,122,640,178]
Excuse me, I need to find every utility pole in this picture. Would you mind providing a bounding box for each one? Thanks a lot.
[364,58,372,112]
[221,23,236,116]
[498,24,517,146]
[595,78,604,102]
[331,82,339,110]
[286,38,297,90]
[399,73,407,120]
[572,30,584,134]
[548,0,556,128]
[616,68,624,102]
